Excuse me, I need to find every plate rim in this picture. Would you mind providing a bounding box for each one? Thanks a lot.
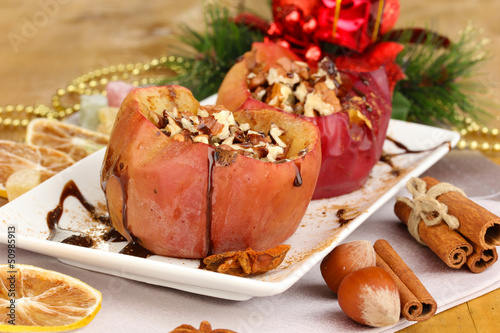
[0,119,460,300]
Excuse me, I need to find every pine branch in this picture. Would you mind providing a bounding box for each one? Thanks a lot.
[161,5,263,101]
[393,26,492,127]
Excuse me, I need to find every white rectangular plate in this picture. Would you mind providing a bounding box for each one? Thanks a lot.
[0,119,459,300]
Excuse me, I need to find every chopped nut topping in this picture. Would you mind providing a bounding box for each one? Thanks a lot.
[157,106,293,163]
[247,57,346,118]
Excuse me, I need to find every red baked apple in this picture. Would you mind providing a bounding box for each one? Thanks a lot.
[101,85,321,259]
[217,42,392,199]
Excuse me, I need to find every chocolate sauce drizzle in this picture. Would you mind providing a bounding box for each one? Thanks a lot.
[46,180,109,248]
[47,179,153,258]
[206,149,216,255]
[336,208,355,227]
[293,161,303,187]
[381,136,453,176]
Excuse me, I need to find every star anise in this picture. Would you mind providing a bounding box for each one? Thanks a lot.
[170,321,236,333]
[203,244,291,277]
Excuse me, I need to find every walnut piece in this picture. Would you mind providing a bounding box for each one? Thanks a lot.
[203,244,291,277]
[158,106,290,163]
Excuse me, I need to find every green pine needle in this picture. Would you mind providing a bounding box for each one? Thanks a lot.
[394,26,492,127]
[161,5,263,101]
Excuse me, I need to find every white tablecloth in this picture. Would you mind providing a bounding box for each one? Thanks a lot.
[2,150,499,332]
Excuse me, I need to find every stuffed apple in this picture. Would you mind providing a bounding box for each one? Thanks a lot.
[101,85,321,259]
[217,43,392,199]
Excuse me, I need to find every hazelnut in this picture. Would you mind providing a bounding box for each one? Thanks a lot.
[320,240,376,294]
[337,267,400,327]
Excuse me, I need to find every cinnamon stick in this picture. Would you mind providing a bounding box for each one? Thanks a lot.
[394,200,473,269]
[466,241,498,273]
[374,239,437,322]
[422,177,500,250]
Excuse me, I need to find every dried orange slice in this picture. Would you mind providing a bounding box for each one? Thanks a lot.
[26,119,109,161]
[0,140,74,199]
[0,264,102,331]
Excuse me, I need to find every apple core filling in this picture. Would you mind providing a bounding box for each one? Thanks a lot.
[247,57,346,118]
[155,105,294,163]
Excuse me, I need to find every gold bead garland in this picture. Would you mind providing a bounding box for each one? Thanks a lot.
[0,55,185,129]
[1,56,499,153]
[454,116,500,153]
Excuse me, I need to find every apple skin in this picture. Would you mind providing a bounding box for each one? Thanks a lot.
[101,85,321,259]
[217,42,392,199]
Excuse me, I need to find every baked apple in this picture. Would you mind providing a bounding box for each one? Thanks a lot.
[101,85,321,259]
[217,43,392,199]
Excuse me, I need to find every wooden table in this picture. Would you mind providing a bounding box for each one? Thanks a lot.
[0,1,498,331]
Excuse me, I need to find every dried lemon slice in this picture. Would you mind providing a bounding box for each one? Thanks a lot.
[0,140,75,199]
[0,264,102,331]
[5,169,42,201]
[26,118,109,161]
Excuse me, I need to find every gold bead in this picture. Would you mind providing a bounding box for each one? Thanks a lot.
[469,140,478,150]
[3,118,12,126]
[143,64,150,71]
[78,82,86,90]
[20,119,29,127]
[465,117,473,124]
[176,57,184,63]
[57,89,66,96]
[0,107,3,113]
[15,105,24,112]
[89,80,97,88]
[131,68,140,75]
[67,85,76,93]
[81,74,90,81]
[84,89,92,95]
[166,56,174,62]
[150,59,159,66]
[491,128,499,136]
[6,105,14,112]
[493,143,500,152]
[460,129,468,136]
[94,69,102,77]
[134,63,143,69]
[65,108,73,115]
[12,119,20,127]
[126,64,134,71]
[132,80,140,86]
[25,106,34,114]
[58,111,66,118]
[99,78,108,86]
[109,65,117,73]
[117,64,125,71]
[121,73,130,80]
[111,75,119,81]
[52,100,61,107]
[101,90,107,96]
[102,67,110,75]
[481,127,489,135]
[73,104,80,111]
[457,140,467,149]
[480,142,490,151]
